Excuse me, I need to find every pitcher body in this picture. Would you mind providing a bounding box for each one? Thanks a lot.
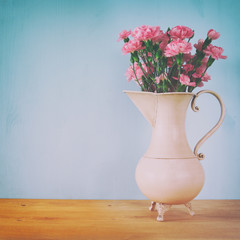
[125,91,204,204]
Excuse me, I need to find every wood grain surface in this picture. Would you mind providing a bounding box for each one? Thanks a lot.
[0,199,239,240]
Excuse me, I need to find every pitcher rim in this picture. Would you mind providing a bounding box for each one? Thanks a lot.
[123,90,195,96]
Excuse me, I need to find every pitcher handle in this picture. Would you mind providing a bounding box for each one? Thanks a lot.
[191,90,226,160]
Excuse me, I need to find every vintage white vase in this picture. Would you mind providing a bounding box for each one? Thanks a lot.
[124,90,225,221]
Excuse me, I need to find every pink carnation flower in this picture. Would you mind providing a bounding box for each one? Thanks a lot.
[183,53,193,63]
[179,74,196,87]
[194,39,204,51]
[203,45,227,60]
[164,39,192,57]
[155,73,168,83]
[167,57,174,67]
[159,33,169,51]
[192,64,206,78]
[183,64,194,73]
[125,65,135,82]
[117,29,131,42]
[201,56,209,64]
[203,44,212,56]
[168,25,194,40]
[196,72,210,87]
[202,72,211,82]
[131,25,163,42]
[125,62,149,83]
[207,29,220,40]
[121,39,145,55]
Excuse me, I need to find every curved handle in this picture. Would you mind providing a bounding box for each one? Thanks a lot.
[191,90,226,160]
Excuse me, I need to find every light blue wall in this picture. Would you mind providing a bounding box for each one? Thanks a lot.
[0,0,239,199]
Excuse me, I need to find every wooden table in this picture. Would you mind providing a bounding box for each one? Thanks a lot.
[0,199,239,240]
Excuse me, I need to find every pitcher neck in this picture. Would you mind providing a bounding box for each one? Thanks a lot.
[154,93,193,127]
[145,93,195,159]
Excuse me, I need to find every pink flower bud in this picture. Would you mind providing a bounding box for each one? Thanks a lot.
[207,29,220,40]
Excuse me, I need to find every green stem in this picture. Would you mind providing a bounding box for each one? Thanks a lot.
[177,64,181,81]
[138,62,157,91]
[132,64,144,91]
[143,50,154,76]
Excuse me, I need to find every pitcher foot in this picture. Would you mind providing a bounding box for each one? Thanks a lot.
[156,203,172,221]
[149,201,156,211]
[185,202,195,216]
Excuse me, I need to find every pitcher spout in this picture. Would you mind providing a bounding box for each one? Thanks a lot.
[124,90,196,158]
[124,91,157,127]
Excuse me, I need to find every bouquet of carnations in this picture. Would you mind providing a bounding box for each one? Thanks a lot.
[118,25,227,93]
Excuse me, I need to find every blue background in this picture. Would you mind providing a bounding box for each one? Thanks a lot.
[0,0,239,199]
